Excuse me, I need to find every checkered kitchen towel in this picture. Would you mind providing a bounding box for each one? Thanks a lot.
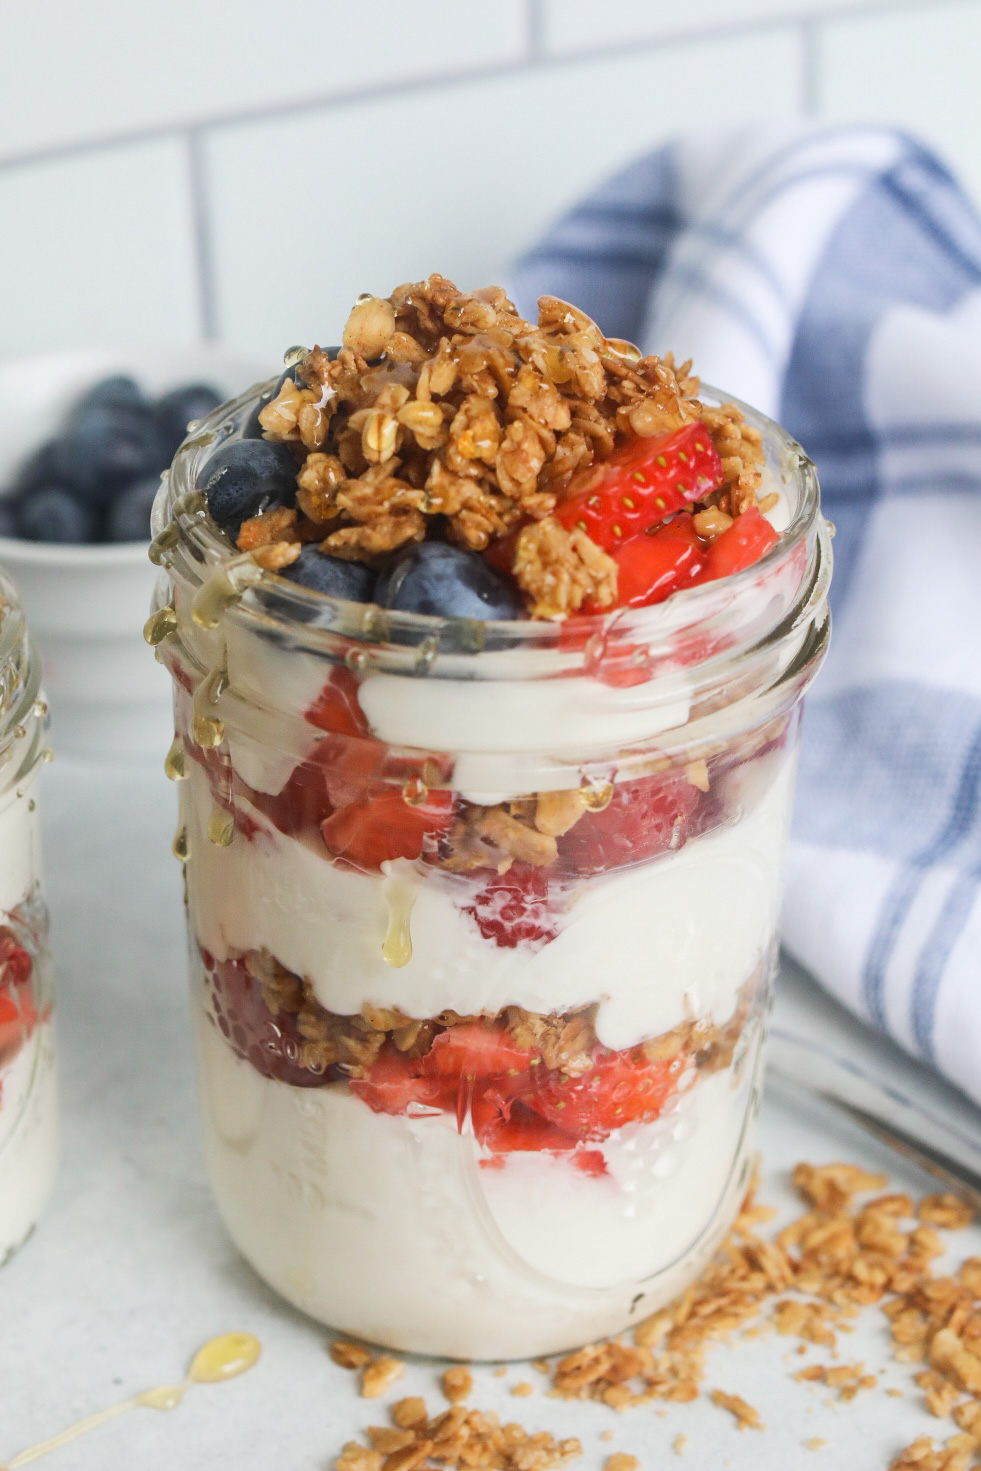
[509,125,981,1107]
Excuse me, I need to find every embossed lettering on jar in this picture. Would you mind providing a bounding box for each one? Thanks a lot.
[150,382,831,1360]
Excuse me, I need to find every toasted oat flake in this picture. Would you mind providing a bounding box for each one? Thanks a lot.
[360,1355,405,1399]
[510,1381,534,1397]
[331,1340,374,1370]
[441,1366,473,1403]
[604,1456,639,1470]
[919,1194,975,1230]
[709,1388,763,1430]
[803,1437,827,1451]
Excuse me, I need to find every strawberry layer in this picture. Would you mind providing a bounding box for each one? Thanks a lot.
[185,744,794,1052]
[192,998,758,1358]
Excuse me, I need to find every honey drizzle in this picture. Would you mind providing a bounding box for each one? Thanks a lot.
[381,874,415,968]
[1,1333,260,1470]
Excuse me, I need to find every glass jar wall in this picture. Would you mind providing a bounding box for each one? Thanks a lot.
[0,566,57,1264]
[151,385,831,1359]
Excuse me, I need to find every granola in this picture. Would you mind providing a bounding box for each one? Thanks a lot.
[235,275,772,617]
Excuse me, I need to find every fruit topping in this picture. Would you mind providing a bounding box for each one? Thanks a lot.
[589,514,706,611]
[558,769,701,875]
[556,422,723,552]
[13,486,98,544]
[279,544,375,603]
[699,504,778,581]
[526,1045,681,1140]
[155,382,223,458]
[200,440,299,536]
[203,954,325,1089]
[376,542,522,621]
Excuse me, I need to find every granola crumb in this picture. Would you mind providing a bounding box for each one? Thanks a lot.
[494,1365,508,1377]
[599,1429,614,1442]
[672,1434,687,1455]
[510,1381,534,1397]
[392,1398,428,1430]
[338,1398,582,1470]
[360,1355,404,1399]
[331,1340,374,1370]
[604,1456,639,1470]
[803,1437,827,1451]
[441,1366,472,1403]
[709,1389,763,1430]
[918,1194,975,1230]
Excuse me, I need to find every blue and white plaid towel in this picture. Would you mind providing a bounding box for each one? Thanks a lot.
[509,124,981,1108]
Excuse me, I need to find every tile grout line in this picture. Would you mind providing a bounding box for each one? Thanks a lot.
[800,17,820,117]
[185,130,218,342]
[0,0,949,178]
[526,0,545,61]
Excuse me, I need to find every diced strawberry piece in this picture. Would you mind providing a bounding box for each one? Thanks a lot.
[422,1021,534,1084]
[527,1047,681,1141]
[0,987,38,1070]
[698,506,778,582]
[204,953,325,1089]
[557,423,723,552]
[558,768,700,876]
[0,929,32,990]
[349,1044,456,1116]
[587,515,706,613]
[305,666,369,738]
[320,785,455,871]
[462,862,557,948]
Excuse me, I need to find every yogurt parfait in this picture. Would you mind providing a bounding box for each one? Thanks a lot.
[149,278,831,1358]
[0,567,57,1263]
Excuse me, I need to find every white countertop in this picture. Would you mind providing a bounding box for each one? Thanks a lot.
[2,755,980,1469]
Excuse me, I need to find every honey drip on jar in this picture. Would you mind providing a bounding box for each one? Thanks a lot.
[207,808,234,848]
[191,662,228,749]
[148,523,179,566]
[382,875,415,968]
[191,555,263,631]
[143,604,178,647]
[580,776,614,812]
[172,825,190,863]
[0,1332,260,1469]
[164,736,187,782]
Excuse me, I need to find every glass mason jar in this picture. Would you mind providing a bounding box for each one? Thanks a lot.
[0,566,57,1265]
[150,383,831,1360]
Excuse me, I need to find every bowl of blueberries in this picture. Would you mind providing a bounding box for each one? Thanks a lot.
[0,346,266,758]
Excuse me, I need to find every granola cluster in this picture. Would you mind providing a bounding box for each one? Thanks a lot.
[324,1165,981,1468]
[238,946,745,1082]
[238,275,766,617]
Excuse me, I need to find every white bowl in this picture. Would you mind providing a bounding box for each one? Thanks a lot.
[0,346,269,760]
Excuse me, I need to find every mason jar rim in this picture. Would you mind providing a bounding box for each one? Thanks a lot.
[158,376,829,672]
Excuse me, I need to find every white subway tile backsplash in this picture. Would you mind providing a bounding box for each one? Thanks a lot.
[815,0,981,207]
[0,141,200,362]
[0,0,529,164]
[202,28,804,360]
[541,0,921,53]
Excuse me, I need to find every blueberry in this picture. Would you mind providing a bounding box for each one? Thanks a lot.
[14,487,97,544]
[49,404,169,506]
[376,542,522,621]
[73,374,146,417]
[155,382,223,459]
[281,546,375,601]
[200,440,298,536]
[105,474,161,542]
[11,440,61,496]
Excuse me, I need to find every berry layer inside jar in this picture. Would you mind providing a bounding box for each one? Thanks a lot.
[0,919,39,1102]
[200,944,753,1178]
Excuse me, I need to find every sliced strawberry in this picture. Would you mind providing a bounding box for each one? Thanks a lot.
[557,422,723,552]
[349,1044,456,1116]
[527,1046,681,1141]
[320,784,455,871]
[0,929,32,990]
[698,506,777,582]
[204,953,326,1089]
[423,1021,534,1084]
[558,769,700,876]
[585,515,706,613]
[305,666,369,738]
[462,862,557,949]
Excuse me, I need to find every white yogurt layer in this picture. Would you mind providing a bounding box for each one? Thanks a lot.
[186,747,794,1050]
[194,1004,758,1359]
[0,1019,58,1264]
[0,767,40,916]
